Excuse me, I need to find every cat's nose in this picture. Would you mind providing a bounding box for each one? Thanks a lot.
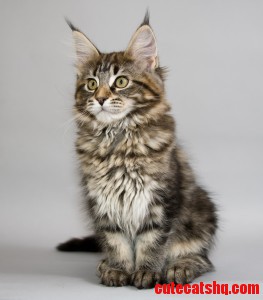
[96,97,107,106]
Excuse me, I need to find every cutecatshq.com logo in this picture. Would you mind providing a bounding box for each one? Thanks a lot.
[155,281,260,295]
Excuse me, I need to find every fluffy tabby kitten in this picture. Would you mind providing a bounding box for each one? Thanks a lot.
[57,13,218,289]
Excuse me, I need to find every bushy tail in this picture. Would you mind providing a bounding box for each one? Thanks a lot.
[56,235,102,252]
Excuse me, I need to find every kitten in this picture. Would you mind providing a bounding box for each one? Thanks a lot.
[57,13,218,289]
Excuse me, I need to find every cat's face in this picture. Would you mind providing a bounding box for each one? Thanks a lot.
[76,56,135,123]
[70,17,166,125]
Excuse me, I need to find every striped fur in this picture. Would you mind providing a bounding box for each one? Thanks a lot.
[58,14,218,289]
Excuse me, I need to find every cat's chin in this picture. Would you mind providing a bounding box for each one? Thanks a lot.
[94,109,131,124]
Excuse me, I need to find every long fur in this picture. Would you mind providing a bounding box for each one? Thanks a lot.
[58,13,218,289]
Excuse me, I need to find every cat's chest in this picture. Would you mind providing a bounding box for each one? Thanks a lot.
[79,129,159,234]
[88,166,158,235]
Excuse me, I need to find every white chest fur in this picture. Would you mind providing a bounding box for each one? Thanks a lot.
[88,169,158,236]
[78,123,162,236]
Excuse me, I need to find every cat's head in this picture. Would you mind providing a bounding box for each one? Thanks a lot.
[69,13,169,125]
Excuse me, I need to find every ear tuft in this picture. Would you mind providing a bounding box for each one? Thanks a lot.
[66,18,100,68]
[140,9,150,26]
[65,18,79,32]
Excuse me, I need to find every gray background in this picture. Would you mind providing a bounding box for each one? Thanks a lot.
[0,0,262,299]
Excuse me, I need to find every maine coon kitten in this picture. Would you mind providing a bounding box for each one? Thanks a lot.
[57,13,218,289]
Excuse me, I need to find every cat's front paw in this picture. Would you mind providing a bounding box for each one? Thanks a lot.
[97,259,130,287]
[131,270,161,289]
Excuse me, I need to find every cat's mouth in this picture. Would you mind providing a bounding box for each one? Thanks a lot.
[97,106,123,115]
[93,106,134,123]
[87,98,134,122]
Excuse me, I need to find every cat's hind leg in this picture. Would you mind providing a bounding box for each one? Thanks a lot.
[164,239,214,284]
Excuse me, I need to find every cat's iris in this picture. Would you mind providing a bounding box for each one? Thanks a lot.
[114,76,129,88]
[87,78,98,91]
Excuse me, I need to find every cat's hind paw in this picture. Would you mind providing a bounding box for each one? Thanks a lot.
[131,270,162,289]
[165,255,213,284]
[165,265,196,284]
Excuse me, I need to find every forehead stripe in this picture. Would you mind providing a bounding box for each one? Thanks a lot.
[113,65,119,75]
[93,67,98,77]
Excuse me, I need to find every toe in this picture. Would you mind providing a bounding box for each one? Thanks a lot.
[132,270,161,289]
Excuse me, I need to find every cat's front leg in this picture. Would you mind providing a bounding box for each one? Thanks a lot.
[97,259,131,287]
[131,228,168,289]
[97,231,134,287]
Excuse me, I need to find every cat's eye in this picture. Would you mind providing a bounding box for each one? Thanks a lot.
[114,76,129,89]
[86,78,98,91]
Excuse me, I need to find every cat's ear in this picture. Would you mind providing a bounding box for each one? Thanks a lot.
[66,19,100,67]
[125,13,158,70]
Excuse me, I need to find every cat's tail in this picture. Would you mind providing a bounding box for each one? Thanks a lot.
[56,235,102,252]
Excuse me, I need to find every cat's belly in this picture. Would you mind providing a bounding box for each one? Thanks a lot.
[87,168,159,236]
